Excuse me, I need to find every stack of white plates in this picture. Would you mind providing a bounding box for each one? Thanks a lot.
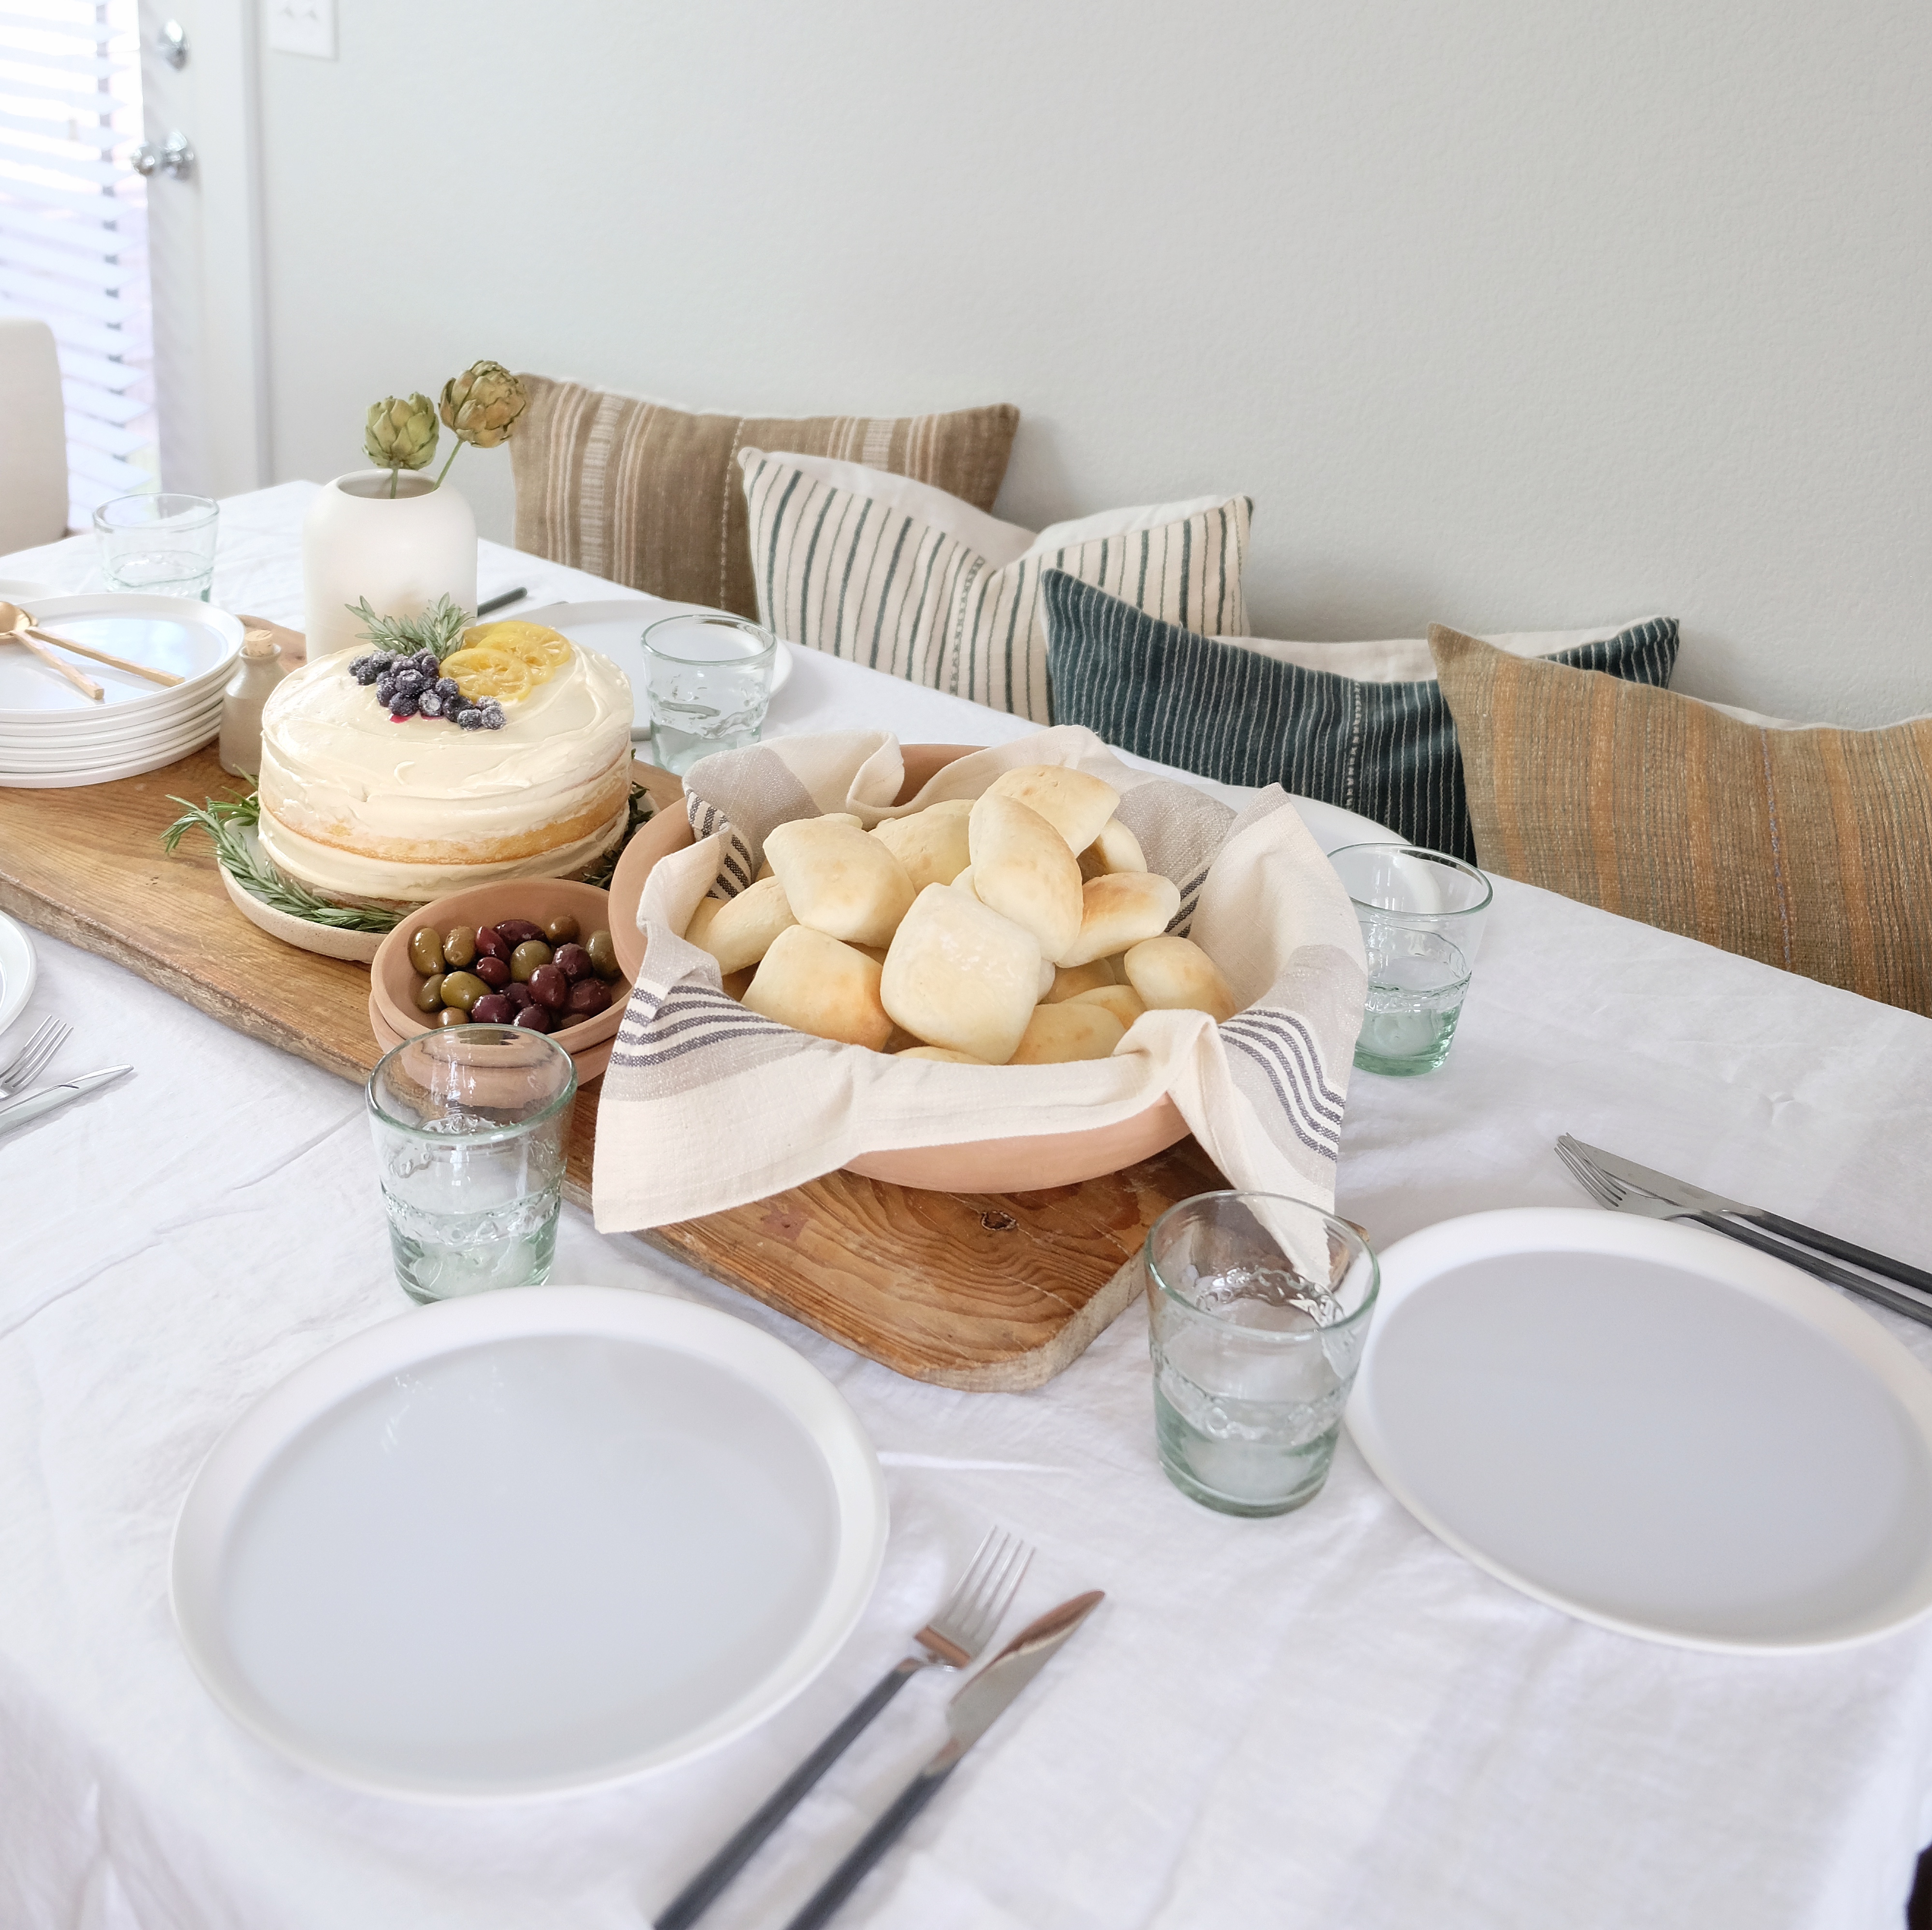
[0,594,244,788]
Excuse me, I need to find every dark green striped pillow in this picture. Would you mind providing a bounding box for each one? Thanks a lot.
[1042,571,1679,862]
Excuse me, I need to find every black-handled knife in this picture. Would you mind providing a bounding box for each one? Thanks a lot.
[779,1590,1105,1930]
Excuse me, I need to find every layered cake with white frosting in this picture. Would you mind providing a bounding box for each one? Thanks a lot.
[256,621,633,907]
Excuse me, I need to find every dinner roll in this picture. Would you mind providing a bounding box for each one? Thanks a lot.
[870,803,972,892]
[743,926,893,1050]
[879,883,1042,1064]
[1078,816,1149,880]
[1068,983,1147,1028]
[1008,1001,1127,1064]
[765,818,916,949]
[1123,934,1239,1022]
[684,896,724,948]
[895,1044,989,1064]
[968,793,1082,964]
[1060,871,1182,966]
[984,765,1120,855]
[1045,961,1115,1003]
[721,966,755,1001]
[952,866,977,900]
[694,875,796,974]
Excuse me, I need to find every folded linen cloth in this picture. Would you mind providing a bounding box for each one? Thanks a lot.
[592,726,1366,1231]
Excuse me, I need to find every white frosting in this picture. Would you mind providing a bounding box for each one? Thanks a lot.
[258,643,633,859]
[257,799,631,904]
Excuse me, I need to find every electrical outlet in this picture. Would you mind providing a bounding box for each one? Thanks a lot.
[265,0,335,59]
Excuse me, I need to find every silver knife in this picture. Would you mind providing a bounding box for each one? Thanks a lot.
[1566,1135,1932,1313]
[0,1066,133,1135]
[781,1590,1106,1930]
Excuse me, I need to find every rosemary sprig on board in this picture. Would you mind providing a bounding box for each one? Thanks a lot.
[161,791,403,933]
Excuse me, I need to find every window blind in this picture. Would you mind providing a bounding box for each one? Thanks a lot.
[0,0,153,530]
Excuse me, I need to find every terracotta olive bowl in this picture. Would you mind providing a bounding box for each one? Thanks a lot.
[605,743,1191,1193]
[369,878,629,1081]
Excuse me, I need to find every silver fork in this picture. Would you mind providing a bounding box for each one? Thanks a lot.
[1556,1138,1932,1330]
[0,1017,69,1098]
[656,1527,1034,1930]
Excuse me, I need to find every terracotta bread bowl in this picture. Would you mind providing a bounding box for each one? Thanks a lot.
[369,878,630,1080]
[605,743,1191,1193]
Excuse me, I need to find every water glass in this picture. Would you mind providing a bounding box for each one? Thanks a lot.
[1328,842,1492,1076]
[93,492,219,601]
[366,1026,577,1304]
[1146,1192,1378,1517]
[641,611,776,773]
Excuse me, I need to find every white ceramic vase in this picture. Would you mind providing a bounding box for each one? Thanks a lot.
[301,471,478,660]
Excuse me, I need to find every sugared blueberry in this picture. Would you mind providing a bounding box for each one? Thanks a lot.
[456,707,485,729]
[418,691,443,718]
[389,692,419,718]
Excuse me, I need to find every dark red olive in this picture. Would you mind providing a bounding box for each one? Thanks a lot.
[512,1003,552,1033]
[554,942,594,981]
[500,980,534,1011]
[472,953,510,988]
[473,924,510,962]
[495,917,544,947]
[470,993,513,1024]
[567,976,612,1018]
[529,962,570,1010]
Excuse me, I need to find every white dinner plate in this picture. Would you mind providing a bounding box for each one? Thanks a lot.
[0,594,242,725]
[519,597,794,739]
[0,716,219,786]
[0,703,221,771]
[0,909,35,1043]
[1346,1209,1932,1652]
[0,691,224,750]
[172,1285,888,1799]
[1294,795,1398,854]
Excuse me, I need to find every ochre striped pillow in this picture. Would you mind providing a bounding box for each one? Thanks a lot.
[1432,625,1932,1014]
[739,447,1251,722]
[509,376,1019,621]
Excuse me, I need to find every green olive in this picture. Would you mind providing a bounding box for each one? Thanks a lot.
[510,939,553,983]
[408,927,445,976]
[543,912,580,945]
[413,973,447,1013]
[439,969,489,1011]
[431,1005,469,1027]
[442,924,478,968]
[586,929,620,979]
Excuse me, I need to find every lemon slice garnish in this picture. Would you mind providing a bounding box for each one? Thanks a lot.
[442,645,533,703]
[461,620,572,681]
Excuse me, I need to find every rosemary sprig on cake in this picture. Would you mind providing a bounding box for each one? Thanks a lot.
[346,594,470,663]
[161,792,403,933]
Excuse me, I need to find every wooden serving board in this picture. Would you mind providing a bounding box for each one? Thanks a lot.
[0,738,1226,1391]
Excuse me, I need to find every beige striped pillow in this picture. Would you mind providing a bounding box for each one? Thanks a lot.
[1432,625,1932,1015]
[509,375,1019,621]
[739,447,1252,721]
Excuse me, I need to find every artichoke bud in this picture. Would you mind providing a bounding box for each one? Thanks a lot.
[439,360,530,449]
[363,393,439,471]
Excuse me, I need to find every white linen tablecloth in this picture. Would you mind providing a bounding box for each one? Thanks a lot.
[5,488,1932,1930]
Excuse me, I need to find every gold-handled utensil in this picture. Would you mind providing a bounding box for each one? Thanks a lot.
[0,609,102,701]
[0,600,185,689]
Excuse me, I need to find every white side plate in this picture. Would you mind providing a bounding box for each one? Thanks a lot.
[0,594,242,724]
[0,910,36,1042]
[172,1285,888,1798]
[519,597,793,740]
[1346,1209,1932,1651]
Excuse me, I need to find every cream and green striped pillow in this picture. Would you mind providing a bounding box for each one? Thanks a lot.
[739,447,1251,721]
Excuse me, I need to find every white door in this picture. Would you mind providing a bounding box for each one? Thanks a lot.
[135,0,266,497]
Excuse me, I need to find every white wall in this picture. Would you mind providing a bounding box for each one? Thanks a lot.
[256,1,1932,725]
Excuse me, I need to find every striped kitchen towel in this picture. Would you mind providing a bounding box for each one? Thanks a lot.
[739,447,1252,724]
[1044,571,1679,862]
[592,726,1366,1232]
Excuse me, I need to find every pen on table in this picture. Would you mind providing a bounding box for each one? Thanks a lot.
[476,587,527,617]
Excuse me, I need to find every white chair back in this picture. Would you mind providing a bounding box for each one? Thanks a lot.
[0,316,69,552]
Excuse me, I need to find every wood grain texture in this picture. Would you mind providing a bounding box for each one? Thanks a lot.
[0,743,1223,1390]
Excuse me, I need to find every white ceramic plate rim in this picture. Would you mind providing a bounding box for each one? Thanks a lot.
[0,594,242,726]
[0,711,221,770]
[0,729,216,787]
[0,693,224,750]
[0,909,35,1041]
[1344,1207,1932,1654]
[170,1284,889,1800]
[518,597,794,735]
